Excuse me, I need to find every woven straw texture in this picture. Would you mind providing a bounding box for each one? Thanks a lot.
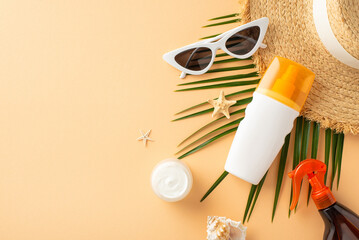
[240,0,359,134]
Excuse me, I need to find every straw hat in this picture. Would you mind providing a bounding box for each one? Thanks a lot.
[239,0,359,134]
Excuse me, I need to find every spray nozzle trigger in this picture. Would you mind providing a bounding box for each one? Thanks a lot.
[288,159,328,210]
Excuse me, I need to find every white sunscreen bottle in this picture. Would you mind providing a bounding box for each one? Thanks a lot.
[225,56,315,185]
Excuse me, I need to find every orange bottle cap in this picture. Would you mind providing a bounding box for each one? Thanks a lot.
[288,159,336,210]
[256,56,315,112]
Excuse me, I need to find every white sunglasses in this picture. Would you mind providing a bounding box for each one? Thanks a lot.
[163,17,269,78]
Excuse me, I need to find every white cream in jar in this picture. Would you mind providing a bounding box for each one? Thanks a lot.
[151,158,193,202]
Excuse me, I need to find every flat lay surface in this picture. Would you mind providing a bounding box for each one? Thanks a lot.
[0,0,358,239]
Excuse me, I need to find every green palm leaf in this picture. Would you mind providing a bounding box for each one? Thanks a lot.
[172,107,215,121]
[176,117,243,154]
[175,88,254,115]
[272,133,291,221]
[178,72,258,86]
[289,116,303,217]
[332,133,344,189]
[247,172,268,222]
[243,184,257,223]
[301,119,311,161]
[200,33,221,40]
[311,122,320,158]
[295,118,311,209]
[307,122,320,205]
[172,97,252,121]
[324,129,332,185]
[177,127,237,159]
[203,18,240,28]
[177,108,246,146]
[336,133,345,189]
[298,119,311,205]
[201,13,240,38]
[200,171,228,202]
[175,80,259,92]
[330,133,339,190]
[207,64,257,73]
[208,13,239,21]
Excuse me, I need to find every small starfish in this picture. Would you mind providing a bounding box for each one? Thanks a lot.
[207,91,236,119]
[137,129,154,146]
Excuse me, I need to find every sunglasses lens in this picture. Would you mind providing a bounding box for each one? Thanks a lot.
[225,26,260,55]
[175,47,212,71]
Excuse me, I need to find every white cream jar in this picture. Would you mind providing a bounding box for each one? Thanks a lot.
[151,158,193,202]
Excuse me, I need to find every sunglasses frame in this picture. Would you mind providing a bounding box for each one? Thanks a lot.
[163,17,269,78]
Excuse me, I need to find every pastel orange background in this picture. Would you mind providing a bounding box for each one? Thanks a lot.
[1,0,358,239]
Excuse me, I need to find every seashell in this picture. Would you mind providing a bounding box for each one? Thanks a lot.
[207,216,247,240]
[207,216,230,240]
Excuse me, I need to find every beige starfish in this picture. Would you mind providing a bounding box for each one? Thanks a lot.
[137,129,154,146]
[207,91,236,119]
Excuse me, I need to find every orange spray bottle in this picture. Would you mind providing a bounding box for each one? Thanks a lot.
[288,159,359,239]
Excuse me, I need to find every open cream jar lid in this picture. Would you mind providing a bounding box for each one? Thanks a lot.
[151,158,193,202]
